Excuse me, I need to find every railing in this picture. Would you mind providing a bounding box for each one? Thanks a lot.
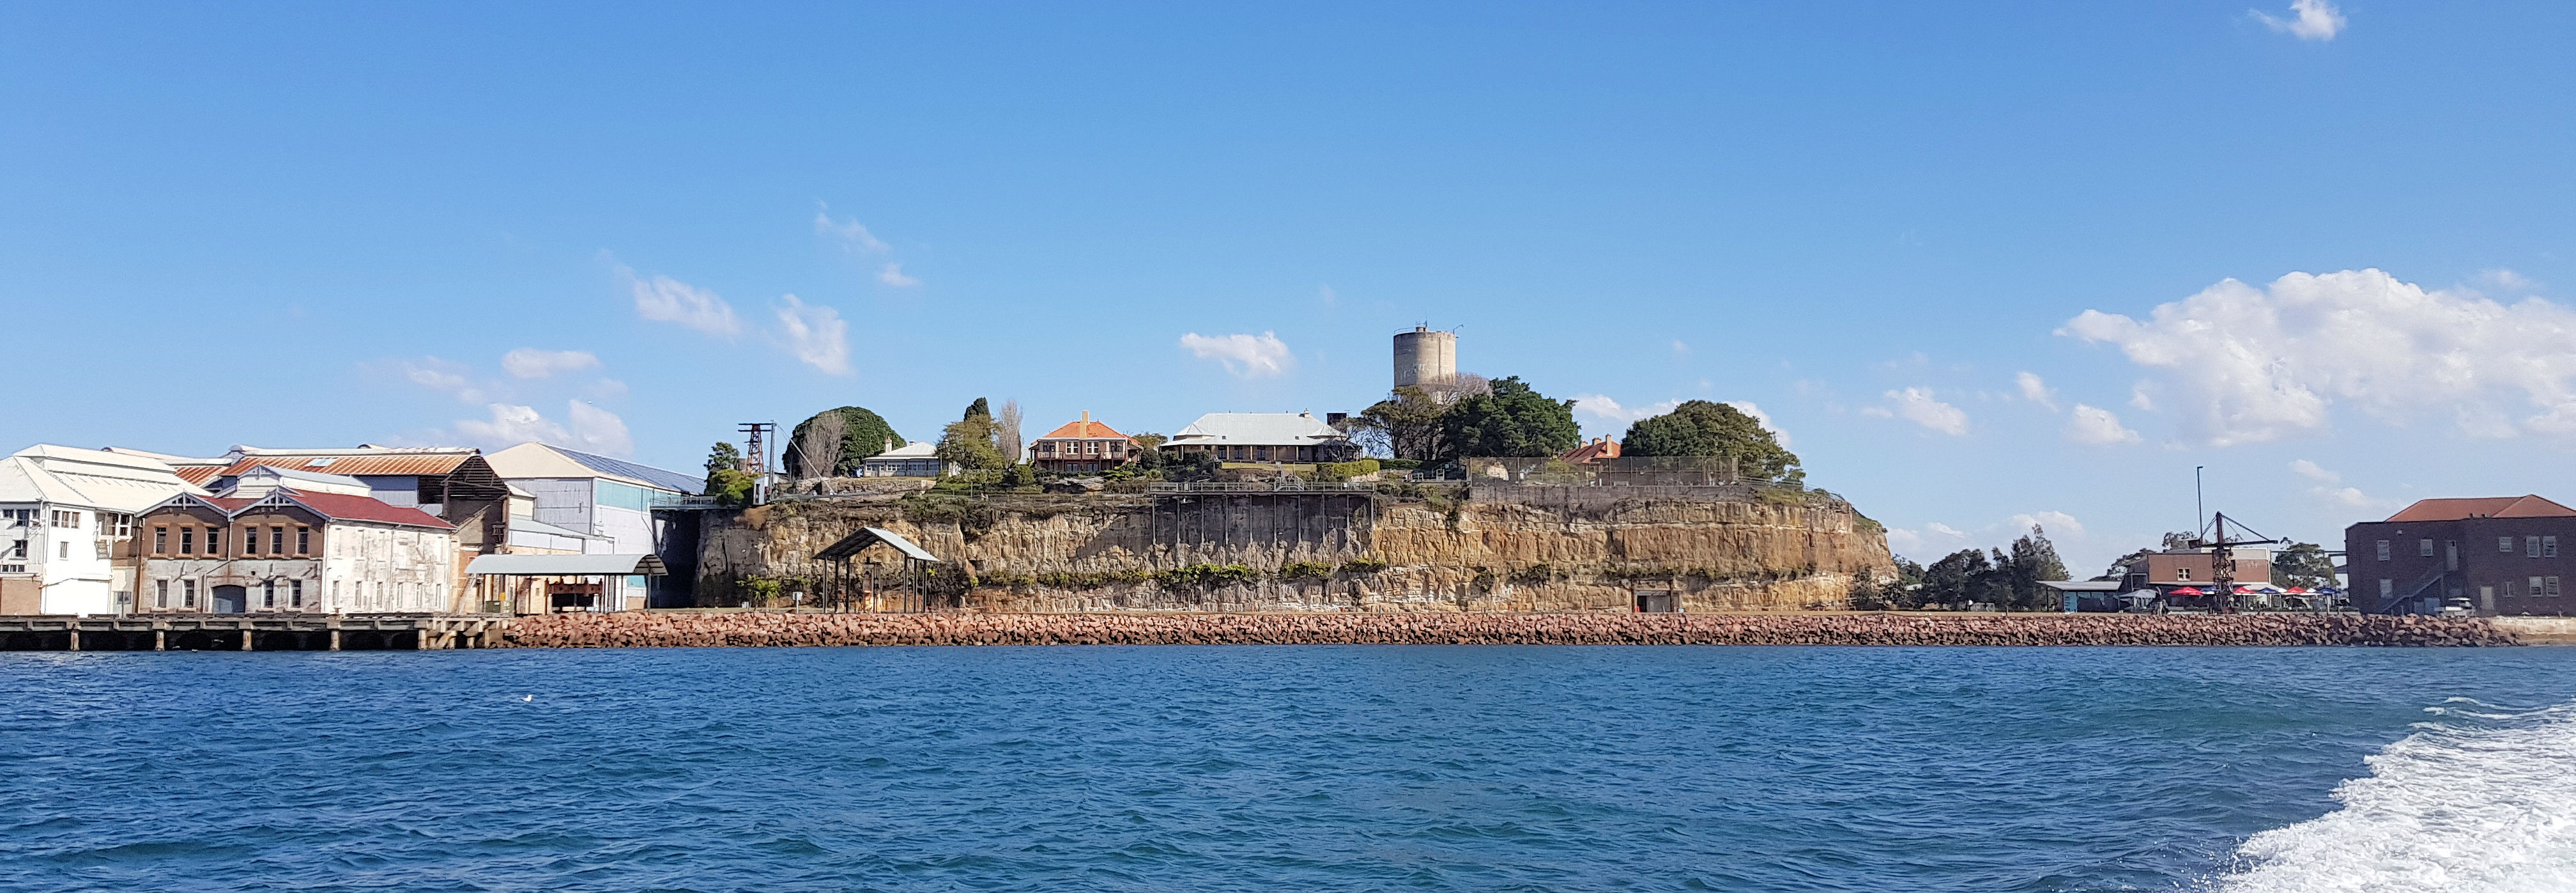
[1144,481,1379,493]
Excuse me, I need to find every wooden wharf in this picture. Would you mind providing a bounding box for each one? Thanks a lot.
[0,614,510,651]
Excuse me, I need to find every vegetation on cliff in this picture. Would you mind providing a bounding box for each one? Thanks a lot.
[784,406,903,478]
[1621,400,1804,485]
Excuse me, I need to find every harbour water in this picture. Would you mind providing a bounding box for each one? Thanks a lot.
[3,645,2572,891]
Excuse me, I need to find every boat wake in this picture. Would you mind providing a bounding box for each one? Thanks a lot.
[2214,697,2576,892]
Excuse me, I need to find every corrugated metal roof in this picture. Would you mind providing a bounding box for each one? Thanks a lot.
[549,446,705,495]
[465,554,668,575]
[220,453,476,478]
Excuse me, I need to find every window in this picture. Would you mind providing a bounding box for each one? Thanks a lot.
[59,541,70,559]
[2549,536,2560,559]
[262,582,275,609]
[155,527,167,554]
[2379,579,2393,598]
[2530,536,2543,558]
[2377,540,2391,561]
[180,527,195,554]
[2503,536,2517,554]
[7,540,21,559]
[2421,539,2435,557]
[2553,577,2565,598]
[2176,568,2193,581]
[2533,576,2547,596]
[94,541,109,559]
[2508,581,2518,598]
[297,527,310,554]
[270,526,284,555]
[242,526,258,556]
[183,580,197,609]
[290,580,303,609]
[50,510,79,528]
[155,580,169,609]
[208,527,221,555]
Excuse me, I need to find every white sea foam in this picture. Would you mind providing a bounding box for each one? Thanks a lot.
[2216,700,2576,892]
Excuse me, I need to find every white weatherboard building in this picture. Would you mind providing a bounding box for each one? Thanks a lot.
[482,442,702,610]
[1163,412,1363,464]
[0,446,206,615]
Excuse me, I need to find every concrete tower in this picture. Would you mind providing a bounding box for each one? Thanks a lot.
[1392,326,1457,390]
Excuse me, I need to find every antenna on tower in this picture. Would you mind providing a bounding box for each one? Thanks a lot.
[739,421,777,504]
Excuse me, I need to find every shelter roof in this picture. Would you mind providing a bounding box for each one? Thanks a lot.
[870,442,940,460]
[2037,580,2124,592]
[816,527,942,563]
[1167,412,1349,446]
[2384,495,2576,523]
[464,554,668,576]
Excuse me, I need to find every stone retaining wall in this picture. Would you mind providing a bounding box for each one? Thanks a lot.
[500,611,2520,648]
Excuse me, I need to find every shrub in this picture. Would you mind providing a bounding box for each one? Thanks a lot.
[1314,459,1381,481]
[1337,557,1390,574]
[1154,564,1262,589]
[1276,561,1335,580]
[1379,458,1422,470]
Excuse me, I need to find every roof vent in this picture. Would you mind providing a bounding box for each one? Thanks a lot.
[309,458,335,467]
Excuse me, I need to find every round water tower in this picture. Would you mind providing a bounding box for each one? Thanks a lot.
[1393,326,1457,389]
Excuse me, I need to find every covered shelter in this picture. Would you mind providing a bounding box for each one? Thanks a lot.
[2037,579,2126,613]
[464,553,667,614]
[815,527,946,612]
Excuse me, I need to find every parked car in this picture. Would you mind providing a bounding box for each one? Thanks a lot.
[2440,598,2475,617]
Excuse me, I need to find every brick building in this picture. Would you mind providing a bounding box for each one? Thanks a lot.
[1031,412,1138,474]
[2343,495,2576,616]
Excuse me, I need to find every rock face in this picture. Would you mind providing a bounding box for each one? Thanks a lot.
[693,484,1894,612]
[503,611,2521,648]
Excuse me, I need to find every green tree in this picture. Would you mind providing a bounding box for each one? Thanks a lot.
[1620,400,1804,485]
[1441,376,1581,459]
[1349,387,1452,461]
[783,407,904,478]
[2004,525,2071,610]
[2273,541,2337,588]
[937,399,1006,471]
[1921,548,2011,608]
[702,442,755,506]
[2104,531,2201,578]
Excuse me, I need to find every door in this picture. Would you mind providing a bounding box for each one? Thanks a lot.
[1634,590,1677,613]
[210,584,247,614]
[2447,541,2459,572]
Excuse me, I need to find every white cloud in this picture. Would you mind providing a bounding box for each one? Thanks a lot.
[500,348,600,380]
[2064,268,2576,446]
[1671,339,1690,356]
[400,357,482,403]
[2016,371,2058,410]
[1866,387,1968,435]
[813,203,889,253]
[2289,458,2339,483]
[456,401,632,456]
[2288,459,2384,512]
[623,267,741,338]
[2255,0,2347,41]
[877,263,921,288]
[1317,285,1338,307]
[2065,403,2142,446]
[774,295,851,375]
[2009,511,2084,538]
[1179,331,1295,378]
[2482,269,2537,291]
[1887,521,1972,559]
[1572,394,1679,423]
[564,401,634,456]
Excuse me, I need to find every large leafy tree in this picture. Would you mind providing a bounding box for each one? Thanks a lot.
[702,442,755,506]
[2272,542,2336,588]
[1620,400,1803,485]
[2003,525,2071,610]
[1349,386,1455,461]
[937,398,1007,470]
[783,407,904,478]
[1440,376,1581,459]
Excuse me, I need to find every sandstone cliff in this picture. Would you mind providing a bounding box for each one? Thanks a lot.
[692,483,1894,613]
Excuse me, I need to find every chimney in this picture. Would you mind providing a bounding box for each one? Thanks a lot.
[1081,410,1090,423]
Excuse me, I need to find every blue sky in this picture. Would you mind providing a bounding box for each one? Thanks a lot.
[6,1,2573,573]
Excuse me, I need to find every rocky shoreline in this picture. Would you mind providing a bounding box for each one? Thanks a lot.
[499,611,2521,648]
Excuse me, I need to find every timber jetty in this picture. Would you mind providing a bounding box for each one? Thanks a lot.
[0,614,507,651]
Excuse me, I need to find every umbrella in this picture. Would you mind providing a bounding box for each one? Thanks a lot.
[2287,587,2313,594]
[2168,587,2205,596]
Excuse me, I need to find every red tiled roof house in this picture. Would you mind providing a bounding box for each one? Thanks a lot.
[1032,412,1139,474]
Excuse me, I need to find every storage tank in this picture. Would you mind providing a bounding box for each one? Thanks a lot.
[1392,326,1457,389]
